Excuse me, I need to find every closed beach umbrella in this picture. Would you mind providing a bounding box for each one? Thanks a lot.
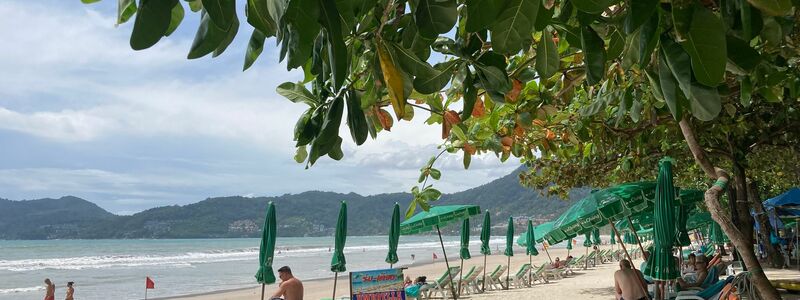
[504,217,514,289]
[583,232,593,247]
[458,218,471,297]
[644,158,680,300]
[401,205,481,299]
[592,228,601,246]
[675,206,691,247]
[330,201,347,299]
[526,221,539,256]
[710,221,729,245]
[566,238,573,257]
[610,229,616,245]
[255,202,276,300]
[386,203,400,267]
[479,211,491,292]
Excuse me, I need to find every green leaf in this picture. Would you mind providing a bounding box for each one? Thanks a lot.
[277,82,318,106]
[638,13,659,67]
[661,36,693,100]
[606,29,625,59]
[405,201,418,219]
[725,35,761,74]
[462,71,477,121]
[282,0,321,69]
[200,0,235,29]
[415,0,458,39]
[741,76,752,107]
[419,187,442,201]
[671,3,693,42]
[294,146,308,163]
[82,0,102,3]
[687,82,721,121]
[630,100,642,123]
[680,5,727,87]
[130,0,177,50]
[571,0,616,14]
[294,108,318,146]
[533,1,553,31]
[318,0,348,91]
[246,0,277,37]
[346,90,368,145]
[623,0,657,34]
[165,2,184,37]
[580,26,606,85]
[117,0,137,25]
[475,51,512,92]
[187,0,203,12]
[391,43,436,77]
[465,0,507,32]
[463,152,472,169]
[309,97,344,165]
[211,15,239,57]
[535,28,559,78]
[489,0,539,55]
[243,29,267,71]
[414,60,459,94]
[327,136,344,160]
[429,168,442,180]
[187,11,228,58]
[747,0,792,16]
[658,54,684,120]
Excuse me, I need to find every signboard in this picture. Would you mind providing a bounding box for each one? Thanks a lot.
[349,268,405,300]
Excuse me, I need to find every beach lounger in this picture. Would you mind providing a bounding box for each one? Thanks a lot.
[529,264,549,284]
[543,264,564,280]
[476,264,507,291]
[421,266,461,299]
[675,274,738,300]
[455,265,483,295]
[501,263,531,289]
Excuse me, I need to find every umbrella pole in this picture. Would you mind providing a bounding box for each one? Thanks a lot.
[332,272,338,300]
[261,284,265,300]
[436,225,458,300]
[458,259,464,297]
[544,246,553,263]
[610,220,649,299]
[505,255,510,290]
[528,255,532,287]
[626,216,647,255]
[584,246,589,269]
[481,254,487,292]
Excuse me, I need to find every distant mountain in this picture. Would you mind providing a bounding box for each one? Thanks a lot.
[0,167,585,239]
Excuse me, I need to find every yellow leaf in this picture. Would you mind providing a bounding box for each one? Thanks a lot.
[377,43,406,120]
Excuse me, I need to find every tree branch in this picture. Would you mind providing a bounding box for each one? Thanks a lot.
[678,117,718,179]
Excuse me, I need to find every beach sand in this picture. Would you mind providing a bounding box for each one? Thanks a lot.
[167,245,626,300]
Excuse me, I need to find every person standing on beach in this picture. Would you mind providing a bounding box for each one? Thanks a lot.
[270,266,303,300]
[43,278,55,300]
[614,259,647,300]
[65,282,74,300]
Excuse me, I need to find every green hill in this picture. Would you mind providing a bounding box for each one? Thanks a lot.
[0,167,584,239]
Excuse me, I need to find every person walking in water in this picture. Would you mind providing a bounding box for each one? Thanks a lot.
[43,278,55,300]
[65,282,74,300]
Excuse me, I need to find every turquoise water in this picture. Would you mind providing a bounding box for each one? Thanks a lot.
[0,236,522,300]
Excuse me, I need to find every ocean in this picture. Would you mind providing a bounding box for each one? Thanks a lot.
[0,236,545,300]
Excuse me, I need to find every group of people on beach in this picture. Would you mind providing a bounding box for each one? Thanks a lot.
[613,249,724,300]
[42,279,73,300]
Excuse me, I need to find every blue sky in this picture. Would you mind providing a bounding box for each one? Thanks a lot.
[0,0,518,214]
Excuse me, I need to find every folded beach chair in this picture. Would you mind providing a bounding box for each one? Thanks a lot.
[455,265,483,295]
[529,264,549,284]
[421,266,461,299]
[476,264,507,291]
[501,263,532,289]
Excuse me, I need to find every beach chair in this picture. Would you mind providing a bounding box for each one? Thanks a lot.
[455,265,483,295]
[675,274,738,300]
[543,264,564,280]
[501,263,532,289]
[421,266,461,299]
[476,264,507,291]
[529,264,549,284]
[725,261,743,276]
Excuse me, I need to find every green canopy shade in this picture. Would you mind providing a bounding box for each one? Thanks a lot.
[644,158,679,281]
[606,182,657,213]
[550,196,604,243]
[385,203,400,265]
[460,218,472,260]
[504,217,514,256]
[616,211,655,230]
[566,238,573,250]
[517,221,556,246]
[480,211,491,255]
[583,232,592,247]
[255,202,277,284]
[592,228,601,246]
[710,221,729,245]
[610,229,616,244]
[400,205,481,235]
[675,206,691,247]
[526,220,539,256]
[677,189,704,206]
[687,212,713,230]
[331,201,347,272]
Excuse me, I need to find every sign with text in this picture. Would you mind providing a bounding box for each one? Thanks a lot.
[349,268,405,300]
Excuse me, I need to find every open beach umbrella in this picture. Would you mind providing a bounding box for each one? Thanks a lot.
[401,205,481,299]
[330,201,347,299]
[386,203,400,267]
[255,202,276,300]
[504,217,514,289]
[479,210,491,292]
[644,158,680,300]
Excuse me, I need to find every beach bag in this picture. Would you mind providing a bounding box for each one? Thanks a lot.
[404,285,421,297]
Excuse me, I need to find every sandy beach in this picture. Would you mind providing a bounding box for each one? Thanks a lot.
[167,245,628,300]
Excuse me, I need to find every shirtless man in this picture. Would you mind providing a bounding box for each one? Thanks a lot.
[43,278,55,300]
[270,266,303,300]
[65,282,74,300]
[614,259,647,300]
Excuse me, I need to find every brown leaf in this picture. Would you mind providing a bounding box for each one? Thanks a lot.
[501,136,513,148]
[443,110,461,125]
[546,129,556,140]
[463,142,477,155]
[377,43,406,119]
[471,97,485,118]
[506,79,523,102]
[513,124,525,138]
[533,119,546,127]
[442,121,451,139]
[377,108,393,131]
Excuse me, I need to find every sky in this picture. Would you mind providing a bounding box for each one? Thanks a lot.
[0,1,519,215]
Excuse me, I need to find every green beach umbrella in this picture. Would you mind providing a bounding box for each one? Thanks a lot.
[401,205,480,299]
[385,203,400,266]
[675,205,691,247]
[644,158,679,284]
[710,221,729,245]
[610,229,616,245]
[592,228,601,246]
[255,202,276,300]
[526,220,539,256]
[583,232,593,247]
[330,201,347,299]
[687,212,713,230]
[504,217,514,289]
[460,218,471,260]
[567,238,573,250]
[479,210,491,292]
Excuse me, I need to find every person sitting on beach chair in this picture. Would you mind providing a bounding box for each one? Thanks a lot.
[270,266,303,300]
[614,259,648,300]
[676,256,714,290]
[551,257,562,268]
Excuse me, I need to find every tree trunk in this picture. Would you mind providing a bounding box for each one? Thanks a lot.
[678,118,781,299]
[748,179,784,267]
[731,161,755,247]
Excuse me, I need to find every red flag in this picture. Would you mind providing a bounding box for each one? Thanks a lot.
[432,253,438,260]
[146,277,155,289]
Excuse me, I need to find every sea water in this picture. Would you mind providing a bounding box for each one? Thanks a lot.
[0,236,532,300]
